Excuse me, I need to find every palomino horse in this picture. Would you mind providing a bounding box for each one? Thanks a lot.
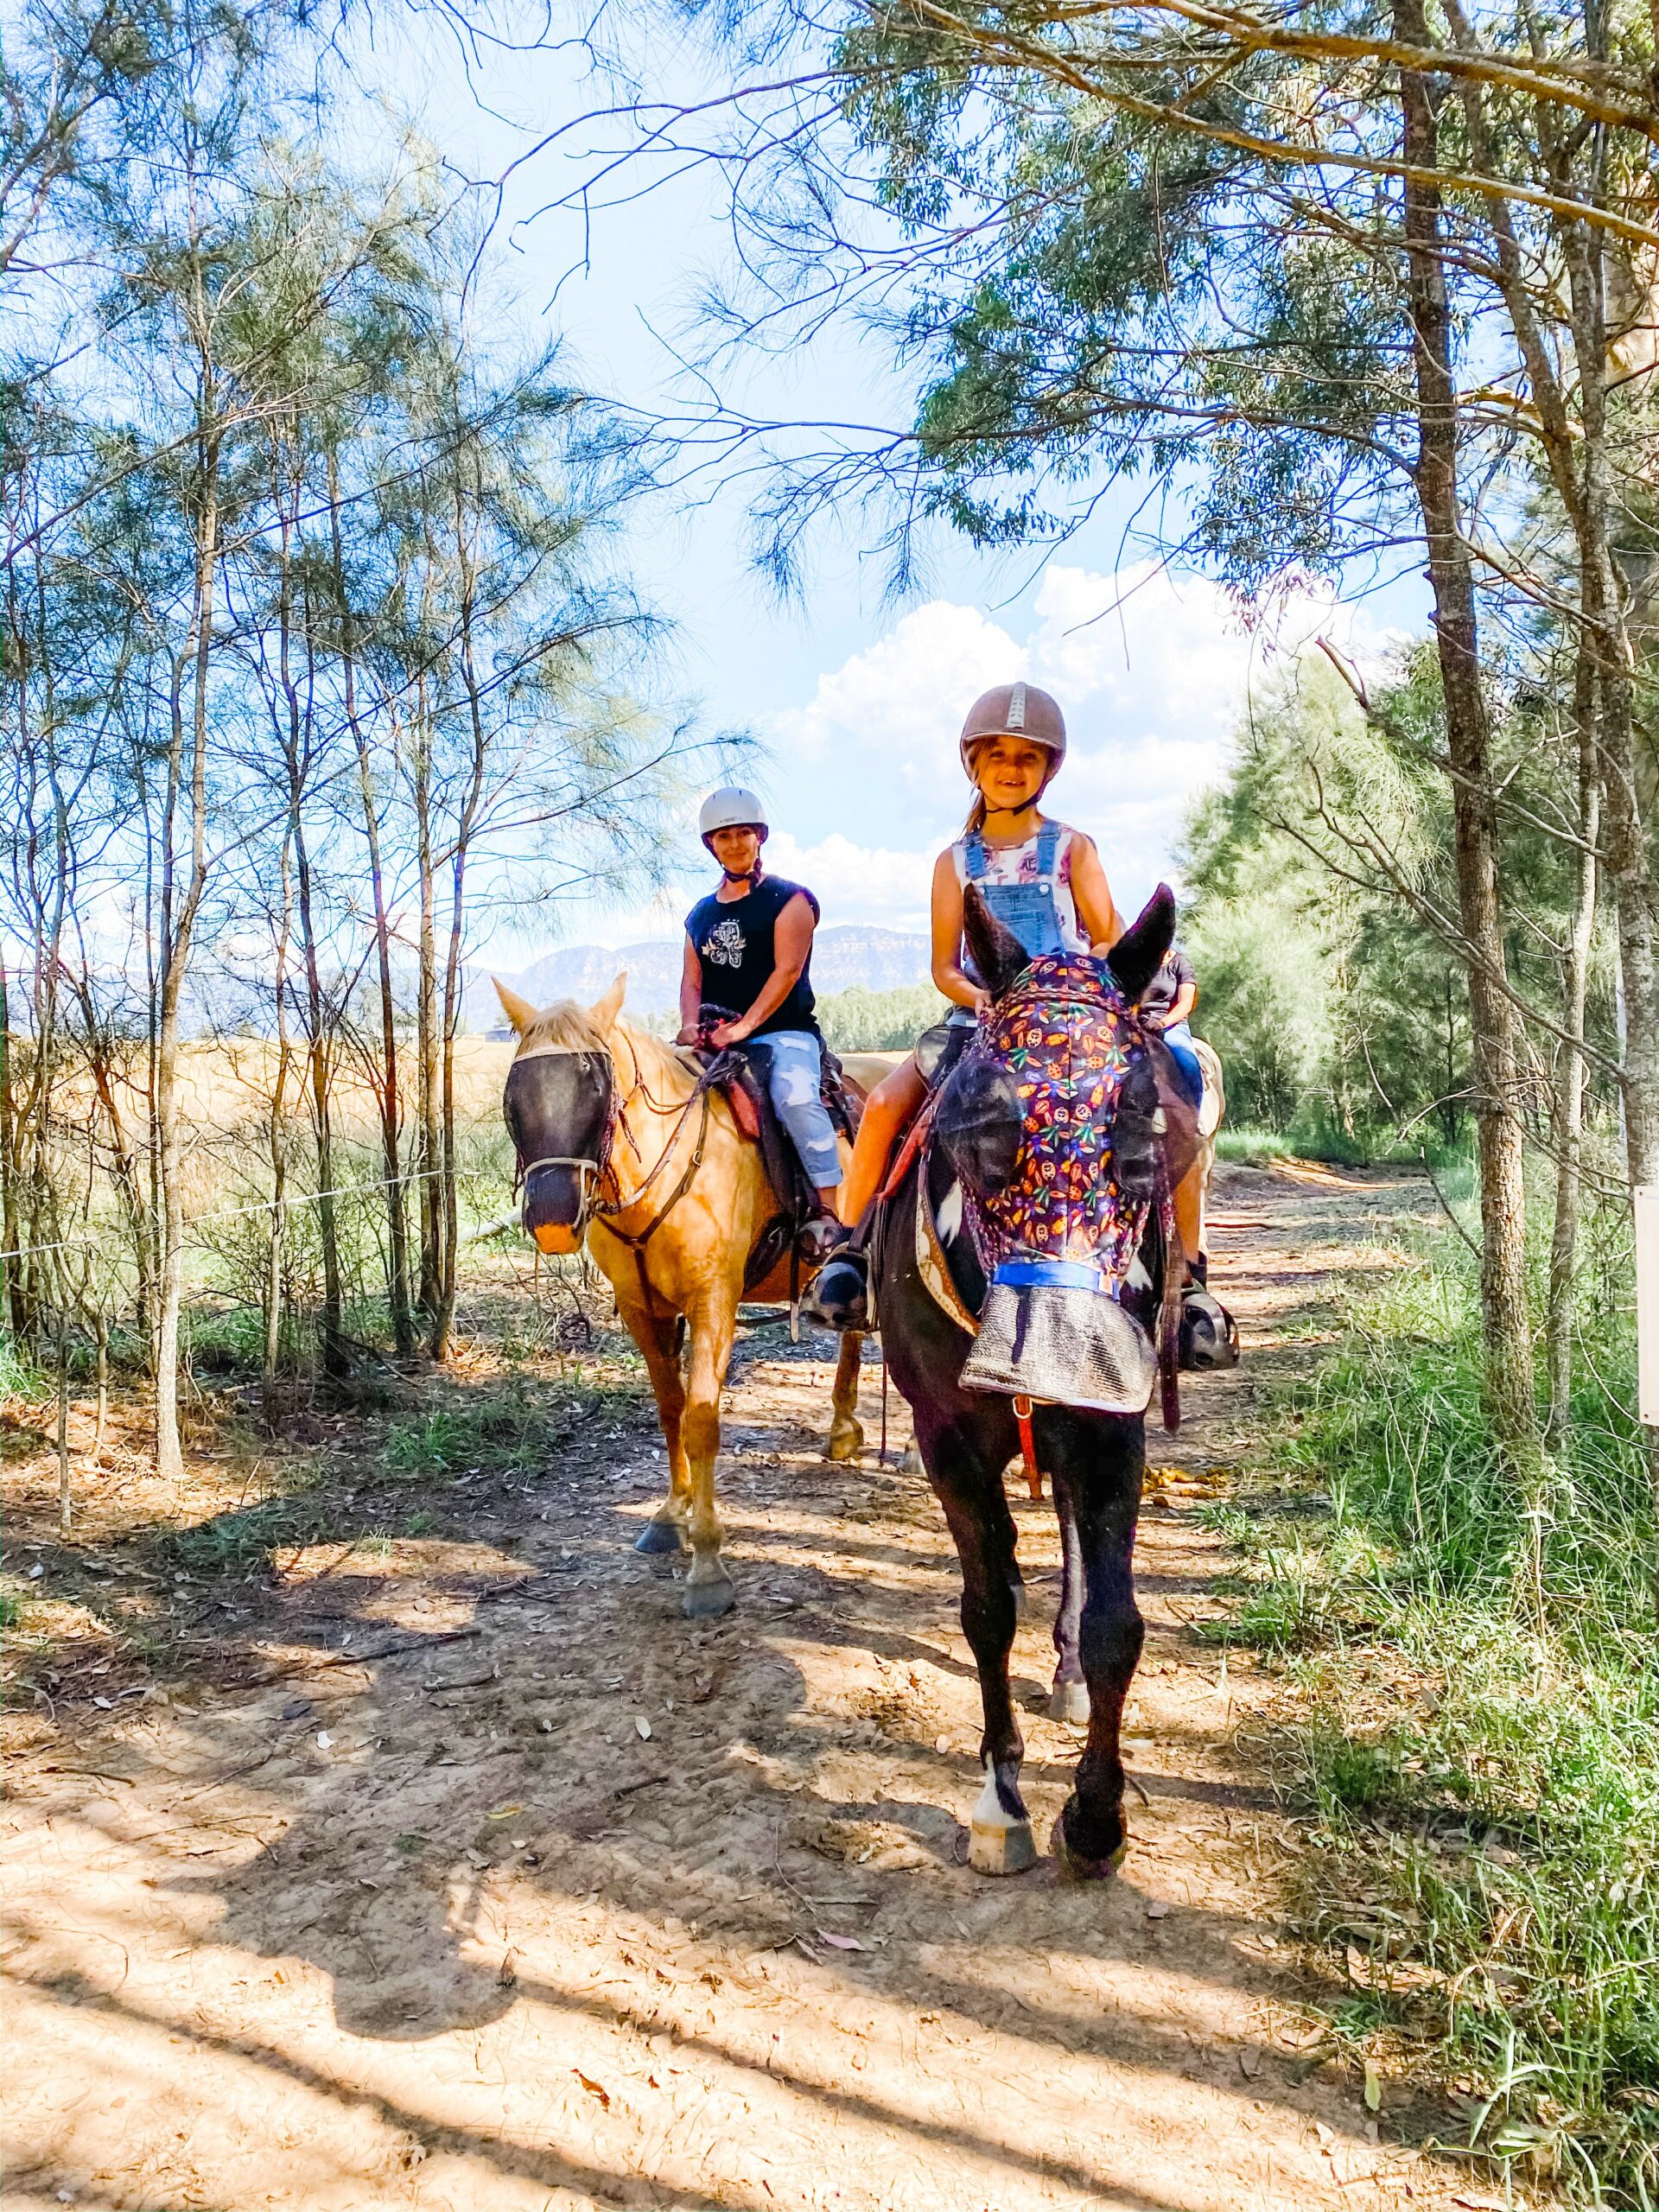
[493,976,887,1618]
[875,884,1199,1879]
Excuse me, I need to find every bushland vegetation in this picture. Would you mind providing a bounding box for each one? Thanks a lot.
[2,0,725,1490]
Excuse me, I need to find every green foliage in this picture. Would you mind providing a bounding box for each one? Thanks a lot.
[1182,651,1619,1153]
[1222,1230,1657,2204]
[380,1376,636,1480]
[817,982,948,1052]
[168,1494,328,1572]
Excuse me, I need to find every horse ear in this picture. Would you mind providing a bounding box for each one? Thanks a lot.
[589,972,627,1034]
[493,980,541,1035]
[963,882,1031,1003]
[1106,884,1179,1003]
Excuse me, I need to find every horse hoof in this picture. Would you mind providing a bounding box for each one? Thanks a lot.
[634,1515,685,1556]
[682,1574,736,1621]
[825,1421,864,1464]
[1048,1679,1090,1726]
[969,1817,1036,1876]
[968,1764,1036,1875]
[1009,1579,1029,1624]
[1050,1807,1128,1881]
[900,1441,925,1477]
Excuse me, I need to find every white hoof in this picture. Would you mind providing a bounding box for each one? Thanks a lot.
[968,1764,1036,1877]
[900,1440,925,1477]
[969,1818,1037,1875]
[1049,1678,1090,1726]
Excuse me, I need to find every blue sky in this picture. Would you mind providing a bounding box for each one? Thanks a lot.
[362,16,1426,960]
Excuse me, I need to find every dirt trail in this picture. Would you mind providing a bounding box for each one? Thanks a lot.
[2,1162,1459,2212]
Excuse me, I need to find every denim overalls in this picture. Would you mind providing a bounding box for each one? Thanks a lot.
[951,823,1071,1027]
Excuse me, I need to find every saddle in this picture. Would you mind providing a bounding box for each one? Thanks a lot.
[694,1025,863,1296]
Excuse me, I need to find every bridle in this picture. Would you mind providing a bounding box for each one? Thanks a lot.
[508,1033,724,1311]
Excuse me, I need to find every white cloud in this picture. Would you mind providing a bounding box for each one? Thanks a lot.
[765,830,937,936]
[542,562,1401,950]
[757,560,1395,926]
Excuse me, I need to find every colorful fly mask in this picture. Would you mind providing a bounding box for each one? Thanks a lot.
[945,954,1160,1294]
[937,885,1180,1419]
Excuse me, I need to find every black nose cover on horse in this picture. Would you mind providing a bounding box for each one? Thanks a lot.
[933,1054,1025,1199]
[503,1047,613,1252]
[947,939,1179,1418]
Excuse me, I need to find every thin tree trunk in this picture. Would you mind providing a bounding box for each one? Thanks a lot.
[1544,649,1599,1451]
[56,1300,71,1534]
[275,470,343,1380]
[414,709,442,1319]
[264,836,295,1416]
[155,421,220,1488]
[92,1304,108,1462]
[328,456,413,1357]
[1395,3,1540,1480]
[0,953,20,1339]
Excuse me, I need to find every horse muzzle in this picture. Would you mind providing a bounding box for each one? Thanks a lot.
[962,1262,1156,1415]
[523,1165,592,1254]
[504,1047,613,1256]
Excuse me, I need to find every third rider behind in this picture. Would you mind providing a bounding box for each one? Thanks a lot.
[679,788,846,1230]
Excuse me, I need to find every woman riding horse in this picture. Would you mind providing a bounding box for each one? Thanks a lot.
[678,786,846,1246]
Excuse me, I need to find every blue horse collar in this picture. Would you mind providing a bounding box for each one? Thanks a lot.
[992,1256,1120,1299]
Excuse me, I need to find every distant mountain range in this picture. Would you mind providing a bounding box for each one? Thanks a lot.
[467,925,932,1030]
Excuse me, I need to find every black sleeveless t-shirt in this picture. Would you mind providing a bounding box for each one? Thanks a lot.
[685,874,820,1036]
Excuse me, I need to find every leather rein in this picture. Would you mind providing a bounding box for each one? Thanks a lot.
[587,1036,721,1313]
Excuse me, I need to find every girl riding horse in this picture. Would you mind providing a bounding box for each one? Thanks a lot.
[810,681,1124,1328]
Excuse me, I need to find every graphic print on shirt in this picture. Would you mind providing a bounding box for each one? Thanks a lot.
[702,916,746,969]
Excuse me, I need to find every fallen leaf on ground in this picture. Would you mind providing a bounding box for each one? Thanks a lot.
[635,1716,652,1740]
[574,2070,610,2107]
[816,1930,865,1951]
[1147,1899,1170,1920]
[1363,2058,1382,2112]
[486,1802,522,1820]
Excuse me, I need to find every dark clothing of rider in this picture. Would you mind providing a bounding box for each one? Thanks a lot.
[684,875,821,1038]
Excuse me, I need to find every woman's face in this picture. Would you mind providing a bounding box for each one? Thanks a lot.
[973,735,1051,815]
[709,823,762,877]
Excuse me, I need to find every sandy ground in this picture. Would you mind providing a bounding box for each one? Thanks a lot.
[1,1162,1479,2212]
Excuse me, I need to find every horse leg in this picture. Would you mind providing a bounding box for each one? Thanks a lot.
[1047,1471,1090,1725]
[680,1291,739,1618]
[1052,1421,1146,1879]
[825,1332,864,1461]
[626,1303,690,1557]
[919,1414,1033,1876]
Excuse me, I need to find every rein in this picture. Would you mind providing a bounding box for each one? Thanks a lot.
[589,1042,721,1313]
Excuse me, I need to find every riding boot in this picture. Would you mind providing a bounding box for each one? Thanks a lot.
[797,1213,852,1265]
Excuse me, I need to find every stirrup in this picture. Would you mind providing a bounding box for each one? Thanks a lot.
[802,1246,870,1332]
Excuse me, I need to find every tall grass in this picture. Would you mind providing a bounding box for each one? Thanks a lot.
[1219,1226,1658,2204]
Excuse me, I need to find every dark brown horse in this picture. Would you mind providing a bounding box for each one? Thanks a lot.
[874,884,1198,1878]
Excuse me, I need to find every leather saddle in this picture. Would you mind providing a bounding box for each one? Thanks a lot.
[694,1030,864,1296]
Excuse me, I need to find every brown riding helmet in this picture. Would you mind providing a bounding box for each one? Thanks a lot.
[958,681,1068,777]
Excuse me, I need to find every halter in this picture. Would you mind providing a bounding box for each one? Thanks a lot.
[506,1032,722,1313]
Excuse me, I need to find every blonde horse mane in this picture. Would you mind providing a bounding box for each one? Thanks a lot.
[512,1000,698,1103]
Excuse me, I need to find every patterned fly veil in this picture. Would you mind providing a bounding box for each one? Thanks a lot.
[940,885,1185,1420]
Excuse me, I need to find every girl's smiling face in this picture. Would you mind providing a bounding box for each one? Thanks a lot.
[972,735,1051,817]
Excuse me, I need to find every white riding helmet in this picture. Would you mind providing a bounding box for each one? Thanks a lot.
[699,786,770,844]
[958,681,1067,775]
